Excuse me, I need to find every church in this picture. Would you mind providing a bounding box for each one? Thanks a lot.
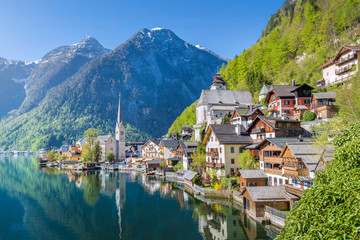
[78,93,126,161]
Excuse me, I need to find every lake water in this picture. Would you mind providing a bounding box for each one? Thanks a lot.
[0,156,277,240]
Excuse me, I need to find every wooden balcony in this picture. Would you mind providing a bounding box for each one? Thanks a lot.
[215,163,224,168]
[206,151,219,157]
[335,65,355,75]
[335,54,356,66]
[252,128,265,134]
[283,167,309,177]
[205,162,215,167]
[268,107,277,113]
[285,184,305,197]
[264,167,282,175]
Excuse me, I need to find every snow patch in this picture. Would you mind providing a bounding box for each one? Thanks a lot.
[12,78,27,83]
[151,27,163,31]
[195,44,206,50]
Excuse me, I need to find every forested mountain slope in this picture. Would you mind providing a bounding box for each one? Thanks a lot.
[220,0,360,98]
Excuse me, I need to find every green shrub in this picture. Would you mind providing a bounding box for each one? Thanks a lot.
[302,110,316,121]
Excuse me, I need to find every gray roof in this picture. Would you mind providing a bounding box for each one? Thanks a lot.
[239,170,267,179]
[259,84,271,96]
[284,142,334,171]
[183,142,198,147]
[151,139,161,146]
[295,105,309,110]
[60,145,70,152]
[246,186,299,202]
[161,139,182,149]
[312,92,336,100]
[183,170,198,181]
[77,137,86,146]
[198,90,253,106]
[209,124,253,144]
[97,135,113,144]
[147,159,163,164]
[257,137,313,150]
[234,106,263,117]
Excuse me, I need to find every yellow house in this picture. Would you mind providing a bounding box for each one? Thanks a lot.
[67,144,82,161]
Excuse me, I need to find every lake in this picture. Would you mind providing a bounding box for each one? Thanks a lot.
[0,156,277,240]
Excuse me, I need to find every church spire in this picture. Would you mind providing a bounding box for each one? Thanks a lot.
[117,93,123,123]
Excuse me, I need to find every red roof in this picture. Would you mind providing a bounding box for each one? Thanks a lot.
[319,58,335,69]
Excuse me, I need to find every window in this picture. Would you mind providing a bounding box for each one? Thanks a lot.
[287,123,291,128]
[284,100,290,105]
[231,159,235,164]
[231,147,234,153]
[277,102,280,106]
[219,148,222,153]
[304,99,310,104]
[284,110,290,115]
[239,147,243,153]
[211,137,213,142]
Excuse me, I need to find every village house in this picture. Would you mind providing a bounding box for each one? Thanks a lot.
[172,141,198,170]
[202,124,252,177]
[159,139,182,160]
[238,169,268,192]
[242,186,299,218]
[264,81,314,118]
[247,116,304,143]
[317,46,360,88]
[141,139,161,159]
[256,137,312,186]
[183,170,199,187]
[67,144,82,160]
[181,125,193,136]
[280,142,334,190]
[229,105,264,130]
[194,73,253,141]
[311,92,337,119]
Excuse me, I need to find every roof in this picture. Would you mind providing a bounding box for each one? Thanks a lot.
[239,170,267,179]
[210,73,227,87]
[161,139,182,149]
[176,169,187,175]
[245,186,298,202]
[183,170,198,181]
[312,92,336,100]
[146,159,163,164]
[247,116,301,133]
[168,157,179,161]
[282,142,334,171]
[256,137,313,150]
[259,84,271,96]
[265,84,314,103]
[206,124,253,144]
[319,58,335,69]
[150,139,161,146]
[294,105,309,110]
[334,46,360,61]
[208,105,239,111]
[198,90,253,106]
[183,142,198,147]
[97,135,113,144]
[60,145,70,152]
[244,143,261,149]
[77,138,86,146]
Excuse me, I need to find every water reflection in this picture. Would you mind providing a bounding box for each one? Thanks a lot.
[0,156,276,240]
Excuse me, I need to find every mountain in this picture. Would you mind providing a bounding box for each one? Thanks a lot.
[0,28,226,150]
[0,58,36,118]
[19,36,109,114]
[220,0,360,98]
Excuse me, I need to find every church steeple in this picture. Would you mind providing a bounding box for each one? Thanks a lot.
[115,92,125,160]
[117,93,123,124]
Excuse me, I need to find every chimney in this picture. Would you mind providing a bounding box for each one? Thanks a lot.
[292,79,296,86]
[235,124,242,136]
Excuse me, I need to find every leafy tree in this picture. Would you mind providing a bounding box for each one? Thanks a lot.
[238,150,258,169]
[83,128,99,161]
[173,162,183,172]
[106,151,115,163]
[160,161,166,169]
[93,141,102,163]
[191,146,206,173]
[220,177,232,190]
[302,110,317,121]
[192,174,203,186]
[277,122,360,239]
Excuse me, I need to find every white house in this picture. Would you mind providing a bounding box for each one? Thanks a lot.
[141,139,161,159]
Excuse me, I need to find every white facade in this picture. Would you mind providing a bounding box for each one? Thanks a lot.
[141,140,161,159]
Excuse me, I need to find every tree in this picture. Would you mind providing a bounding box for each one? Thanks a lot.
[277,122,360,239]
[302,110,316,121]
[93,141,102,163]
[160,161,166,169]
[191,145,206,173]
[106,151,115,163]
[173,162,183,172]
[83,128,100,162]
[238,150,258,169]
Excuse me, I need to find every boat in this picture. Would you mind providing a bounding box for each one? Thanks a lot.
[146,171,155,176]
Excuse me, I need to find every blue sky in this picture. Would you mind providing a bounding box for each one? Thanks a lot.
[0,0,285,61]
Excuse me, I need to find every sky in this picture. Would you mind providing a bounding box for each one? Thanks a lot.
[0,0,286,62]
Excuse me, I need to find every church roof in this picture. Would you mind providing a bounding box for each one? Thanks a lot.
[197,90,253,107]
[97,135,113,144]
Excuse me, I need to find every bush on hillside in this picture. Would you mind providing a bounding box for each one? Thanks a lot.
[302,110,316,121]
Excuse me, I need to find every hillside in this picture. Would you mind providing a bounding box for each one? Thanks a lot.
[167,100,198,135]
[220,0,360,98]
[0,28,225,150]
[168,0,360,134]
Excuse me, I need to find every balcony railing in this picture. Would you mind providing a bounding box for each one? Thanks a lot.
[335,64,355,75]
[205,162,215,167]
[215,163,224,168]
[268,106,277,112]
[206,151,219,157]
[335,54,356,66]
[252,128,265,134]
